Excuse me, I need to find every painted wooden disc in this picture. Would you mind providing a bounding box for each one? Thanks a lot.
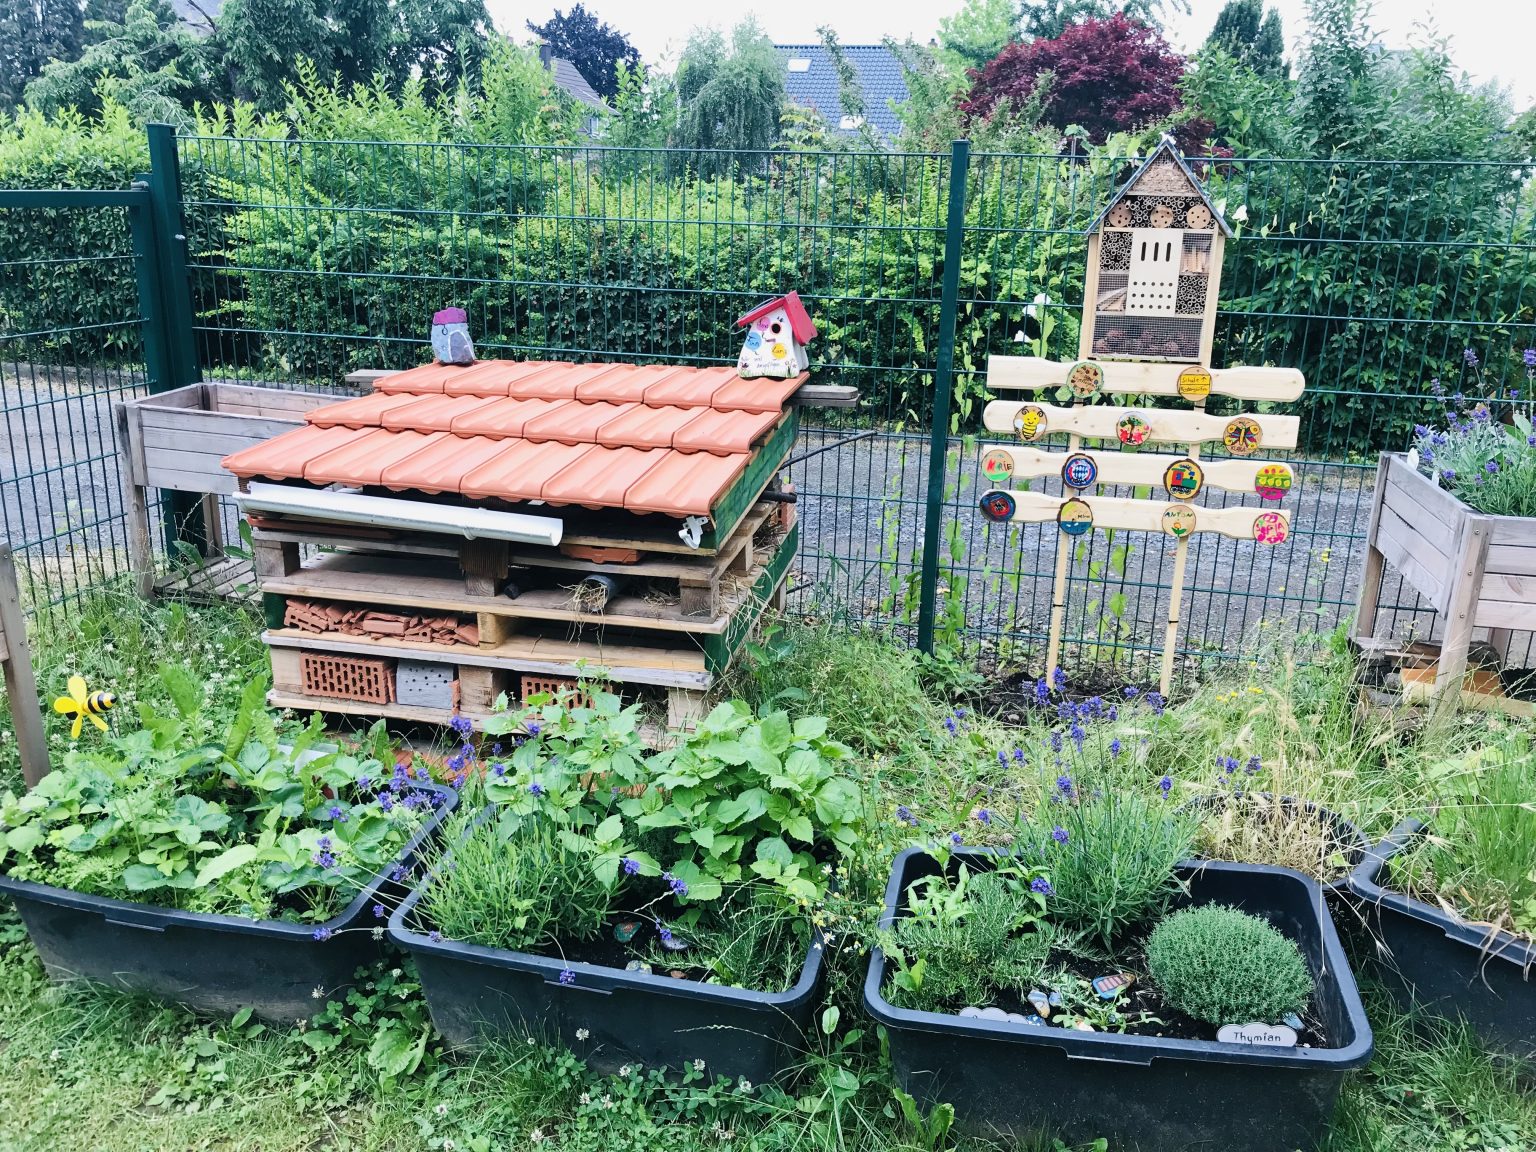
[1253,511,1288,545]
[1057,497,1094,537]
[981,449,1015,484]
[1176,366,1212,402]
[1013,404,1049,442]
[1161,505,1196,538]
[1150,204,1176,227]
[1223,416,1262,456]
[979,489,1016,523]
[1186,204,1213,229]
[1116,413,1151,446]
[1107,203,1133,228]
[1163,458,1204,500]
[1061,452,1098,490]
[1254,463,1294,500]
[1066,360,1104,398]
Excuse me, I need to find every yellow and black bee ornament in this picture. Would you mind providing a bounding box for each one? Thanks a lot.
[54,675,115,739]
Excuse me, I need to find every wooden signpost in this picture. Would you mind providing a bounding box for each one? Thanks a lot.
[0,546,49,786]
[975,140,1307,695]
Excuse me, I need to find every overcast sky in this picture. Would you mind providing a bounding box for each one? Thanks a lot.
[486,0,1533,111]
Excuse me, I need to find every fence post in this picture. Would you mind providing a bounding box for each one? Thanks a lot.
[140,122,208,555]
[916,140,970,655]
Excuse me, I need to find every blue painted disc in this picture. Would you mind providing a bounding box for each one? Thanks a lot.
[1061,452,1098,489]
[979,489,1016,522]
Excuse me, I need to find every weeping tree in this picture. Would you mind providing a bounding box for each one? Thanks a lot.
[673,19,784,179]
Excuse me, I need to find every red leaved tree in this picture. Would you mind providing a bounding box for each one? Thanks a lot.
[960,15,1186,142]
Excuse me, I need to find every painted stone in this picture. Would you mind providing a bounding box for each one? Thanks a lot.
[1253,511,1288,545]
[979,489,1017,523]
[1027,990,1052,1019]
[1283,1013,1304,1031]
[1058,497,1094,537]
[1067,361,1104,398]
[1162,505,1196,539]
[1047,992,1063,1008]
[613,919,641,943]
[1163,458,1204,500]
[1061,452,1099,490]
[669,969,688,979]
[659,927,689,951]
[1224,416,1262,456]
[1072,1020,1096,1032]
[1254,462,1294,501]
[1004,1012,1031,1024]
[1092,973,1135,1000]
[959,1006,984,1018]
[1014,404,1049,442]
[1023,1014,1046,1026]
[977,1006,1010,1021]
[1177,365,1212,401]
[625,960,653,975]
[981,448,1015,484]
[1116,413,1151,446]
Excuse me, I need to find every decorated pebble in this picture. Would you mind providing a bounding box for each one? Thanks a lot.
[1283,1013,1303,1031]
[658,926,689,951]
[959,1006,984,1018]
[1047,991,1063,1007]
[1027,990,1052,1018]
[1091,973,1136,1000]
[613,920,641,942]
[624,960,652,975]
[1023,1014,1046,1026]
[669,969,687,979]
[978,1006,1010,1021]
[1072,1019,1096,1032]
[1005,1012,1031,1024]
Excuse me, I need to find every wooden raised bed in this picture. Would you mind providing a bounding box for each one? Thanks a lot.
[113,383,335,597]
[1355,453,1536,708]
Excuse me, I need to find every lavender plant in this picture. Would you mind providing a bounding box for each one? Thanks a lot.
[1413,348,1536,517]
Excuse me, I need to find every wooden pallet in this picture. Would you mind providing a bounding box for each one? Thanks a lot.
[154,555,259,605]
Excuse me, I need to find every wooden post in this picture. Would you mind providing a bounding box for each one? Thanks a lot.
[1158,443,1202,698]
[0,547,50,785]
[1433,516,1491,718]
[1353,454,1392,647]
[113,400,156,598]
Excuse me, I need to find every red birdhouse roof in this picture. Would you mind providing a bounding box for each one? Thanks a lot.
[736,291,817,345]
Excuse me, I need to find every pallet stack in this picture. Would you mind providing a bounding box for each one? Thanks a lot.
[220,336,846,730]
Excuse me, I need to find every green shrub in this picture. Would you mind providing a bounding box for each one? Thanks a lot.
[883,866,1056,1012]
[1146,903,1314,1026]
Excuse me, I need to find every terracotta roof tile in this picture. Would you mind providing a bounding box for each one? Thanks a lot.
[594,403,701,449]
[380,393,505,432]
[521,400,639,445]
[378,434,517,495]
[437,360,524,397]
[223,423,361,481]
[374,362,474,394]
[459,440,599,502]
[624,450,750,517]
[672,408,782,455]
[541,445,666,510]
[304,428,449,487]
[306,391,426,429]
[574,364,674,403]
[642,365,736,409]
[709,373,807,413]
[451,396,574,439]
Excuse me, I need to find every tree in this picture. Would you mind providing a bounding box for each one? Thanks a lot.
[1019,0,1188,41]
[672,20,784,177]
[936,0,1017,80]
[961,15,1185,142]
[1204,0,1286,76]
[526,3,638,103]
[0,0,86,112]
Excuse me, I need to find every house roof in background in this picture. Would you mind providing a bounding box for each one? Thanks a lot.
[550,58,609,112]
[169,0,222,33]
[774,45,908,142]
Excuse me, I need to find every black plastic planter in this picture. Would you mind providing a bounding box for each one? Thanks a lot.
[1182,791,1369,902]
[0,783,456,1023]
[865,848,1373,1152]
[1347,818,1535,1061]
[390,828,825,1084]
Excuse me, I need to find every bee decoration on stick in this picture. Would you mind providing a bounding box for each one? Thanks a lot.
[54,675,115,739]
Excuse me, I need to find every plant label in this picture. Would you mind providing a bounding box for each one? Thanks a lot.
[1216,1022,1298,1047]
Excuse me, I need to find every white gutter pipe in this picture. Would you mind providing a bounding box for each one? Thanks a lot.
[236,482,563,547]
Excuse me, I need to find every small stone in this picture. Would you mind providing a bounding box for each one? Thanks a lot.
[958,1006,984,1018]
[1022,1014,1046,1026]
[1005,1012,1029,1024]
[658,925,689,951]
[1047,991,1063,1007]
[978,1006,1010,1021]
[668,969,687,979]
[1027,990,1052,1018]
[1072,1019,1095,1032]
[613,920,641,943]
[1283,1013,1303,1031]
[624,960,652,975]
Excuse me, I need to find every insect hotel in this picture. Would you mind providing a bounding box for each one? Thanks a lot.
[977,140,1307,693]
[202,294,827,730]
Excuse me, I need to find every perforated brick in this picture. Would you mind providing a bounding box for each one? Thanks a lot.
[301,653,394,704]
[519,674,592,709]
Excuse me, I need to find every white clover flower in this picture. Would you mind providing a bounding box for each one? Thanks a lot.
[434,1103,448,1116]
[693,1059,705,1072]
[311,985,324,999]
[579,1093,591,1106]
[737,1078,753,1093]
[530,1128,545,1143]
[601,1095,615,1110]
[575,1028,590,1041]
[619,1064,632,1077]
[443,1141,455,1151]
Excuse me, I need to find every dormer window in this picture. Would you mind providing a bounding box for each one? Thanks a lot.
[788,58,811,72]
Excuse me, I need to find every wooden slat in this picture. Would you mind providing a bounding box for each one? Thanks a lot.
[981,444,1292,497]
[267,690,490,729]
[144,462,239,496]
[1473,598,1536,631]
[0,546,49,784]
[987,489,1288,541]
[206,383,336,416]
[788,383,859,408]
[1379,456,1462,551]
[252,525,459,559]
[1485,544,1536,576]
[982,399,1300,449]
[1489,513,1536,548]
[1374,508,1448,612]
[141,424,291,459]
[986,355,1306,403]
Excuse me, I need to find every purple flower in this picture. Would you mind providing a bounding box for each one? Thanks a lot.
[1110,738,1122,757]
[1034,679,1050,705]
[559,968,576,986]
[622,856,641,876]
[1051,826,1069,844]
[1069,723,1086,750]
[372,903,385,919]
[312,926,333,942]
[975,808,992,825]
[389,864,407,883]
[1145,692,1166,716]
[1524,348,1536,369]
[1052,667,1067,690]
[1463,348,1479,368]
[1246,756,1262,775]
[379,792,394,811]
[312,849,337,869]
[429,930,444,943]
[1031,877,1054,896]
[327,805,346,822]
[1486,460,1500,474]
[1056,775,1074,797]
[1442,469,1458,481]
[1528,436,1536,447]
[1158,775,1172,798]
[950,832,964,846]
[449,713,473,737]
[943,715,958,735]
[526,722,542,737]
[897,804,917,826]
[997,750,1008,767]
[658,926,673,943]
[1050,731,1063,753]
[529,782,545,797]
[1013,748,1025,763]
[664,872,689,898]
[1123,685,1140,699]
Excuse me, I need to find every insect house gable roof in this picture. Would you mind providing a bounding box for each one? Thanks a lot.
[737,291,818,345]
[1085,140,1233,238]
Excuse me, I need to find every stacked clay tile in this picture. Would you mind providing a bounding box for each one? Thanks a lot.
[283,599,479,646]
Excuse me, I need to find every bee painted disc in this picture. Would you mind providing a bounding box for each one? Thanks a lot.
[1176,366,1212,402]
[981,448,1015,484]
[1116,413,1151,446]
[1224,416,1262,456]
[1014,404,1049,442]
[1061,452,1099,490]
[1161,505,1196,538]
[1057,497,1094,537]
[1253,511,1288,545]
[1066,361,1104,398]
[1254,462,1294,501]
[979,489,1016,523]
[1163,458,1204,500]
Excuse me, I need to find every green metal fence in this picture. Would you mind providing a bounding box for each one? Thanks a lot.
[5,127,1534,672]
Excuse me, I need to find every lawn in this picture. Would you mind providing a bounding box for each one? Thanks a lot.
[0,593,1531,1152]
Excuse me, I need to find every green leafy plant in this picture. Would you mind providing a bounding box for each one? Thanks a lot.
[1146,903,1314,1025]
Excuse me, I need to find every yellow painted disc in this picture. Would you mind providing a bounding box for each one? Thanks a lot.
[1254,463,1294,500]
[1162,505,1196,538]
[1176,366,1212,402]
[1013,405,1048,442]
[1224,416,1262,457]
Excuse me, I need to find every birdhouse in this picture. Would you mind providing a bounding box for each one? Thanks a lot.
[1080,140,1232,365]
[736,292,817,379]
